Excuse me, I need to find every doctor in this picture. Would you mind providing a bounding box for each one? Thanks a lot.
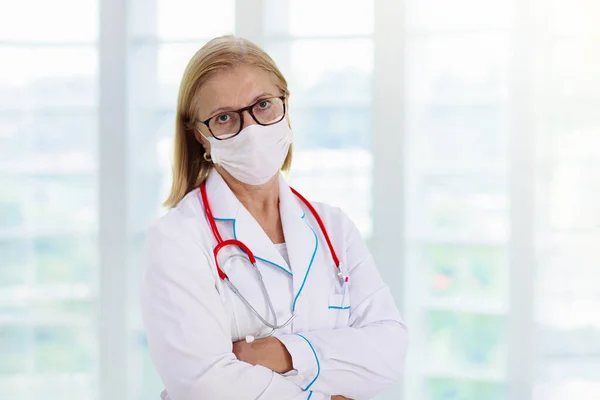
[141,35,408,400]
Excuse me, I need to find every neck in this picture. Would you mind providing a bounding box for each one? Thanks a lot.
[217,166,280,216]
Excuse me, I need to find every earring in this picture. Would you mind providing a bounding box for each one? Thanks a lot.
[203,152,212,162]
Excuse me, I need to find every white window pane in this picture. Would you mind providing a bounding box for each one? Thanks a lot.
[0,126,26,176]
[404,7,512,395]
[424,311,507,379]
[533,0,600,387]
[536,103,600,163]
[546,40,600,101]
[407,0,514,31]
[0,0,97,42]
[0,325,30,378]
[536,331,600,400]
[129,332,164,399]
[537,162,600,230]
[156,43,207,107]
[536,236,600,331]
[1,6,98,398]
[407,34,510,104]
[264,0,373,37]
[157,0,234,40]
[407,174,509,241]
[1,113,96,172]
[0,176,27,238]
[537,295,600,328]
[536,108,600,400]
[34,325,95,370]
[0,47,97,105]
[407,104,509,170]
[291,106,371,149]
[535,380,600,400]
[31,236,97,284]
[267,39,372,101]
[0,373,94,400]
[0,239,29,285]
[550,0,600,35]
[426,378,506,400]
[423,244,508,304]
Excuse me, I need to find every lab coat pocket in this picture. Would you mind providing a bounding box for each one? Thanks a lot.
[328,294,350,328]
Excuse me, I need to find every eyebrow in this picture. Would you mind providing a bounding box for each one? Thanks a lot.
[206,92,275,120]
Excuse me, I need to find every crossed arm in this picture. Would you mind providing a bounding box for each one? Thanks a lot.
[142,213,407,400]
[232,336,351,400]
[229,215,408,399]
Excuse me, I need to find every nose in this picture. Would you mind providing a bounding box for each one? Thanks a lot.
[240,109,258,130]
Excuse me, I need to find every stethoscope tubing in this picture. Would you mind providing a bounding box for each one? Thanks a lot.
[199,180,346,334]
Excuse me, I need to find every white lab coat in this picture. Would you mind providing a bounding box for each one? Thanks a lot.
[141,169,408,400]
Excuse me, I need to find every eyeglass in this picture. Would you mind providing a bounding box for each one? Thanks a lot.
[198,95,287,140]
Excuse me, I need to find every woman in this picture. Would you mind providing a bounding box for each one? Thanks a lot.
[141,35,408,400]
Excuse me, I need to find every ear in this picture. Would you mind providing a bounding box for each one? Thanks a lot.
[192,128,210,155]
[192,128,204,145]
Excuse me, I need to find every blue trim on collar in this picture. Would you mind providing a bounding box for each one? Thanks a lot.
[213,217,236,235]
[216,216,293,276]
[256,255,293,276]
[307,391,313,400]
[295,333,320,391]
[292,221,318,312]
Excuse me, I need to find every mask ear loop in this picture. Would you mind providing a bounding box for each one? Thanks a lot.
[192,127,212,163]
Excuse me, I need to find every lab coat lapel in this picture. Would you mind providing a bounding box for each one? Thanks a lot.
[234,207,292,276]
[278,175,320,313]
[205,169,292,276]
[204,169,240,220]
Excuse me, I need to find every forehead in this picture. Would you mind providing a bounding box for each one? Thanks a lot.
[196,64,280,117]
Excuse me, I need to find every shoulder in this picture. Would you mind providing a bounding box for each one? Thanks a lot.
[142,189,221,296]
[309,201,349,224]
[146,189,211,260]
[141,191,222,318]
[304,200,362,245]
[150,188,204,233]
[303,199,373,277]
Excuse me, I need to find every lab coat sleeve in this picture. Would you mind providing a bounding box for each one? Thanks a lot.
[277,210,408,400]
[140,218,330,400]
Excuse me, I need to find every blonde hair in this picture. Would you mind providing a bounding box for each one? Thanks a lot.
[164,35,293,208]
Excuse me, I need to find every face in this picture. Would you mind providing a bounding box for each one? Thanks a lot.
[193,64,282,156]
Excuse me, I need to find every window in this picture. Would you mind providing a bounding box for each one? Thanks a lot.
[400,0,600,399]
[403,1,511,398]
[0,0,98,398]
[533,1,600,398]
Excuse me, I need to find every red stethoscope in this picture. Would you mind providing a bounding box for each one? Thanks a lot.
[199,181,348,334]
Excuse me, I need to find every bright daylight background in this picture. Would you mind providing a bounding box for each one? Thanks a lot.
[1,0,599,399]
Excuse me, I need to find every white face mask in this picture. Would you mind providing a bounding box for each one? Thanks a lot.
[203,119,293,185]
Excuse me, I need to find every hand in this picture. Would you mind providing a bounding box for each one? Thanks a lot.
[232,336,293,374]
[331,396,352,400]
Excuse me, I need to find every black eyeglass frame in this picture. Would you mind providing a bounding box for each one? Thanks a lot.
[198,95,287,140]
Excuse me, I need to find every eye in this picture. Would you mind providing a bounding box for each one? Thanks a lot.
[216,113,231,124]
[257,99,271,110]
